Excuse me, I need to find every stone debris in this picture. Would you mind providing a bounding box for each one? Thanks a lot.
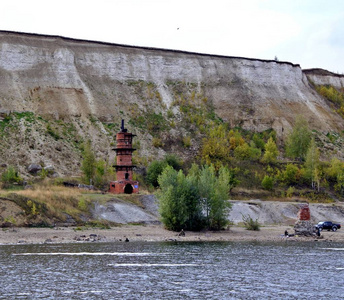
[73,233,106,242]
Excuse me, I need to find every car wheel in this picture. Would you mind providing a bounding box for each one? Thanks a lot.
[319,227,322,232]
[332,226,337,232]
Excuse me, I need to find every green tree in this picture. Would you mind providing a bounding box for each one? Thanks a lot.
[252,133,265,150]
[285,116,311,161]
[94,159,113,189]
[304,138,320,190]
[146,160,167,187]
[81,140,96,184]
[198,165,231,230]
[335,172,344,195]
[157,166,202,231]
[157,164,231,231]
[281,163,301,186]
[201,124,231,169]
[164,154,182,171]
[146,154,183,188]
[261,175,274,190]
[262,137,279,164]
[234,142,261,161]
[325,158,344,184]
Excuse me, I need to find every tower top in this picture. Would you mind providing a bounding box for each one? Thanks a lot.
[120,119,127,132]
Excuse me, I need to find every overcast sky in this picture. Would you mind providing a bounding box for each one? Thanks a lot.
[2,0,344,73]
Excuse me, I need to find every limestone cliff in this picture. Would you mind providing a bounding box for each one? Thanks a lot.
[1,31,344,176]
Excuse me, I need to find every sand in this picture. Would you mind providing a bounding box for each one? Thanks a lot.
[1,224,344,245]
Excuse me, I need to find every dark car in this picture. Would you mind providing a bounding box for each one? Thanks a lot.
[315,221,341,232]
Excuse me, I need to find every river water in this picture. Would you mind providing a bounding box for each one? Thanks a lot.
[1,241,344,299]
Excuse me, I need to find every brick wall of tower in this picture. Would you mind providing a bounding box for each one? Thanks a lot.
[115,131,134,181]
[109,121,139,194]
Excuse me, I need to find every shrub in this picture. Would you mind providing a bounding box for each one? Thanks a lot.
[262,137,279,164]
[183,136,192,148]
[261,175,274,190]
[152,137,163,148]
[234,143,261,161]
[1,166,22,187]
[78,198,88,211]
[286,186,294,198]
[285,116,311,161]
[282,164,301,185]
[81,140,96,184]
[146,160,168,187]
[242,214,260,231]
[146,155,182,188]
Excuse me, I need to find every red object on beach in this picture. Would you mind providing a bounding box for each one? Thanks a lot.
[297,204,311,221]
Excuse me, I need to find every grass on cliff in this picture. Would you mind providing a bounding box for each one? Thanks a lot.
[0,181,106,225]
[0,179,150,227]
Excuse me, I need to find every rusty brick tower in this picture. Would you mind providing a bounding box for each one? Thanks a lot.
[109,120,139,194]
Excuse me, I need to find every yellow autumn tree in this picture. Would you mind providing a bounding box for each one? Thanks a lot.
[200,124,231,169]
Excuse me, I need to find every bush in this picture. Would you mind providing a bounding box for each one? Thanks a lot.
[234,143,261,161]
[157,164,232,231]
[262,137,279,164]
[1,166,22,188]
[146,160,168,187]
[286,186,294,198]
[242,214,260,231]
[146,155,182,188]
[261,175,274,190]
[282,164,301,186]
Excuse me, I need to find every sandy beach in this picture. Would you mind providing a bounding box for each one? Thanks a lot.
[1,224,344,245]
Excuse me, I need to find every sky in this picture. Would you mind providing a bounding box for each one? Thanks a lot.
[2,0,344,73]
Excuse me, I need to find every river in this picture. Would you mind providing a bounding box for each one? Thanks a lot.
[1,241,344,299]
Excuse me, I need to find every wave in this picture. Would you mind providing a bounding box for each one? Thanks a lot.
[13,252,155,256]
[108,263,199,267]
[321,248,344,251]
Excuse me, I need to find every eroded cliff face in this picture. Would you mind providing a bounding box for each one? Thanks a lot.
[0,31,344,176]
[304,69,344,90]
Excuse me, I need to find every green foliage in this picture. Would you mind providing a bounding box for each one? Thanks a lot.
[146,160,168,187]
[93,159,113,189]
[285,116,311,161]
[157,166,202,231]
[304,138,320,190]
[78,197,88,211]
[201,124,231,168]
[252,133,265,150]
[262,137,279,164]
[316,85,344,118]
[81,140,96,184]
[242,214,260,231]
[1,166,22,187]
[261,175,274,190]
[182,136,192,148]
[286,186,294,198]
[146,155,182,187]
[324,158,344,195]
[27,200,38,216]
[130,112,168,136]
[234,142,261,161]
[335,173,344,195]
[164,154,182,171]
[324,158,344,184]
[152,137,163,148]
[281,164,301,186]
[197,165,232,230]
[157,164,231,231]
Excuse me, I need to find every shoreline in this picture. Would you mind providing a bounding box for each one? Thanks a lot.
[1,224,344,245]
